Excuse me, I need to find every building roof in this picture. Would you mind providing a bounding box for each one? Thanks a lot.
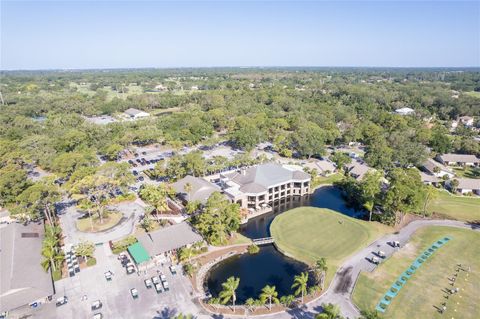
[419,172,440,183]
[438,153,480,164]
[422,158,453,174]
[172,175,220,203]
[455,178,480,190]
[0,222,54,312]
[124,108,149,116]
[223,163,310,194]
[395,107,415,114]
[136,222,203,256]
[127,242,150,264]
[346,161,372,180]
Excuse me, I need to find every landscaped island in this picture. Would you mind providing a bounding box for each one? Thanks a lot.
[270,207,392,286]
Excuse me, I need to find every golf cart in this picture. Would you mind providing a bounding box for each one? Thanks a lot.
[160,273,167,282]
[55,296,68,307]
[371,256,380,265]
[92,314,103,319]
[378,251,386,258]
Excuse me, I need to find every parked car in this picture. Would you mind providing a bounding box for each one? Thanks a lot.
[91,300,102,311]
[162,281,169,291]
[154,283,163,294]
[160,274,167,282]
[130,288,139,299]
[132,170,138,176]
[142,151,147,155]
[144,278,153,288]
[104,271,113,281]
[152,276,160,285]
[92,314,103,319]
[138,176,144,181]
[126,265,135,274]
[56,296,68,307]
[169,265,177,275]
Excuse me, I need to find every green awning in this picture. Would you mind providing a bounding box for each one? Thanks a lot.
[127,242,150,264]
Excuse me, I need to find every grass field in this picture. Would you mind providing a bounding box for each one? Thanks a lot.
[465,91,480,98]
[353,226,480,319]
[452,167,480,179]
[427,190,480,222]
[270,207,392,286]
[76,212,123,232]
[311,173,343,189]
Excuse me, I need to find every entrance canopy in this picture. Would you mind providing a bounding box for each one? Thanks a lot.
[127,242,150,264]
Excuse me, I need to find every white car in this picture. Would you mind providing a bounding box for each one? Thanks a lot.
[151,276,160,285]
[169,265,177,275]
[160,274,167,282]
[144,279,153,288]
[104,271,113,281]
[162,281,169,291]
[154,283,163,293]
[93,314,103,319]
[130,288,139,299]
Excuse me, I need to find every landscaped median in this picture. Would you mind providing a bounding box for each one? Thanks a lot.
[270,207,392,287]
[353,226,480,319]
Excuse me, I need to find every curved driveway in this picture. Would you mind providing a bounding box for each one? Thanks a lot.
[198,219,479,319]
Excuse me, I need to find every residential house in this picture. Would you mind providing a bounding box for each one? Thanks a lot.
[346,160,373,181]
[219,163,310,210]
[421,158,454,179]
[447,178,480,195]
[123,108,150,120]
[419,172,441,186]
[172,175,221,204]
[0,222,54,315]
[304,159,336,176]
[436,154,480,167]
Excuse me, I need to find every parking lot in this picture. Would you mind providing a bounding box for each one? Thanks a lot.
[37,244,201,319]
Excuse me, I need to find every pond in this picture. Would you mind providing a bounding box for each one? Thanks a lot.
[205,185,363,303]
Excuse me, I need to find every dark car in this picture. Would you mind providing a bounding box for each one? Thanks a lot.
[132,170,138,176]
[142,151,147,155]
[56,296,68,307]
[136,159,141,163]
[91,300,102,311]
[138,176,144,181]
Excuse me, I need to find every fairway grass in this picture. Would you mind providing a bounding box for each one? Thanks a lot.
[427,190,480,222]
[353,226,480,319]
[270,207,391,286]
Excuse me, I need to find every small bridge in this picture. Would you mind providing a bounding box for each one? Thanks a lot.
[253,237,275,245]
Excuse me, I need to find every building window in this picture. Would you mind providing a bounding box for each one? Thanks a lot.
[281,185,285,190]
[259,195,265,201]
[269,188,273,194]
[248,196,256,202]
[294,182,301,188]
[287,184,291,189]
[303,181,309,187]
[275,186,279,191]
[281,192,285,197]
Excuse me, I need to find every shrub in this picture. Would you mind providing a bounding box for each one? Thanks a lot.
[111,235,137,254]
[247,244,260,254]
[200,247,208,253]
[87,257,97,267]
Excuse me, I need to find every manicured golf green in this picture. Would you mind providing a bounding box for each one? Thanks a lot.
[353,226,480,319]
[427,190,480,222]
[270,207,391,286]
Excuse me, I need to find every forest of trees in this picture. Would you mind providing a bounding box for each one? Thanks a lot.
[0,68,479,222]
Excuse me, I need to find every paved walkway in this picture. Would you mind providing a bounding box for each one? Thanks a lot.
[197,219,479,319]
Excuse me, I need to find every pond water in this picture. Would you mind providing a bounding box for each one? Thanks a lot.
[205,185,364,303]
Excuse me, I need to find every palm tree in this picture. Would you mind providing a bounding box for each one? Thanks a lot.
[360,309,383,319]
[280,294,295,308]
[314,258,328,289]
[184,182,192,201]
[219,276,240,312]
[245,298,256,313]
[292,272,309,304]
[41,242,63,272]
[259,285,279,310]
[178,247,194,263]
[316,303,342,319]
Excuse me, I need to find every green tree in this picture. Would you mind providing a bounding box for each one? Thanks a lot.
[360,309,383,319]
[259,285,279,310]
[291,121,326,158]
[450,179,459,193]
[103,143,123,161]
[291,272,309,303]
[75,240,95,262]
[178,246,194,263]
[360,171,383,221]
[314,258,328,289]
[330,152,351,171]
[316,303,343,319]
[219,276,240,311]
[279,294,295,308]
[0,165,31,206]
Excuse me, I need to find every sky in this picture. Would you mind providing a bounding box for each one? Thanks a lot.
[1,1,479,70]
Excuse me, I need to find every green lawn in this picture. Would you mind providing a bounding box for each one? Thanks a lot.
[452,167,480,179]
[465,91,480,98]
[427,190,480,222]
[353,226,480,319]
[76,212,123,232]
[311,173,343,188]
[270,207,391,286]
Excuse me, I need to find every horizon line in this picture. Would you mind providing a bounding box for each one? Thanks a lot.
[2,65,480,72]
